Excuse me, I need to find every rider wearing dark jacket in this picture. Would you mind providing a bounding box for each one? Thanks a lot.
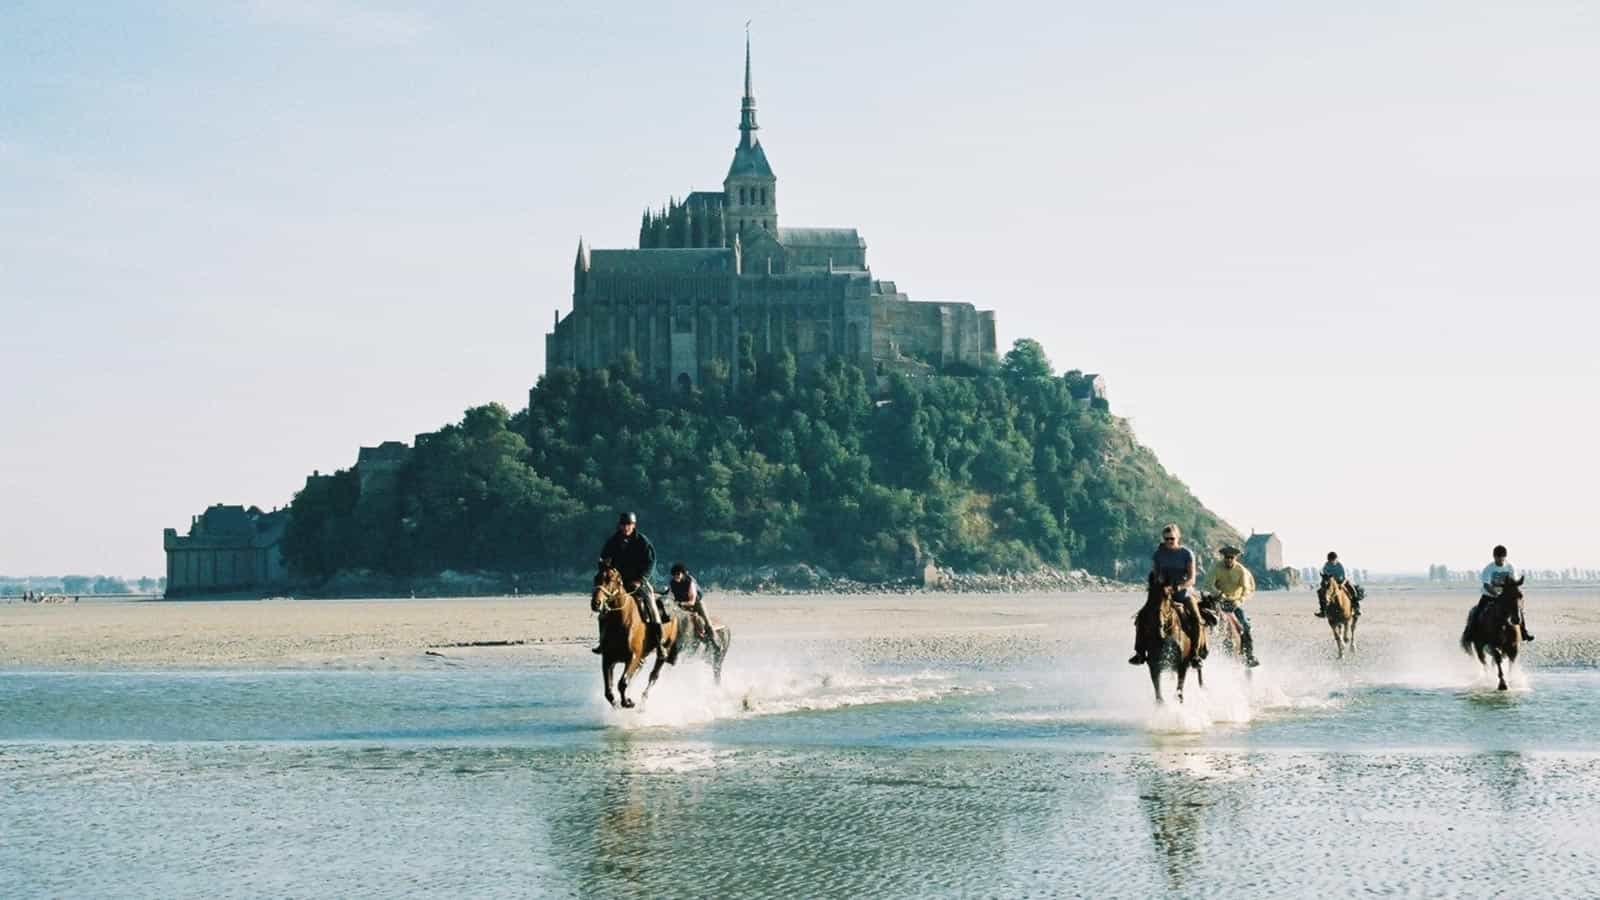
[592,512,666,654]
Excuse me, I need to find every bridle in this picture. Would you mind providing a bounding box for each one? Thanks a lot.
[593,572,628,614]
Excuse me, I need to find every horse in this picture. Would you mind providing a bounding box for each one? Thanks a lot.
[590,560,680,709]
[1136,577,1204,704]
[1323,578,1357,658]
[1461,576,1524,691]
[665,600,733,686]
[1198,592,1247,664]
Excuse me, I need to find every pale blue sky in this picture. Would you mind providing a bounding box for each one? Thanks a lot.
[3,1,1597,576]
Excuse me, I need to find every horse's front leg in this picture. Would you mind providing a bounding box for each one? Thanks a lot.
[1176,662,1188,704]
[602,659,617,708]
[618,652,645,709]
[1148,660,1163,704]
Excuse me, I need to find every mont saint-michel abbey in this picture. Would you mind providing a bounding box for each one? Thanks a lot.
[544,40,997,387]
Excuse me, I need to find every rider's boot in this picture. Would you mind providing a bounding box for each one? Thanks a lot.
[699,613,722,654]
[1128,641,1147,666]
[1242,634,1260,668]
[591,619,604,654]
[1314,598,1327,618]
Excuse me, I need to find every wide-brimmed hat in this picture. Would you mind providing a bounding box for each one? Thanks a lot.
[1219,545,1241,557]
[618,511,637,524]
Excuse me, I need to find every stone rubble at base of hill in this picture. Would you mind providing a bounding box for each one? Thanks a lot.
[291,565,1134,598]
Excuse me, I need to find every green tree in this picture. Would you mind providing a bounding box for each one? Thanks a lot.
[1001,338,1053,380]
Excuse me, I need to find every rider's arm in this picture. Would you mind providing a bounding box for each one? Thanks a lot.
[1241,566,1256,600]
[1181,552,1197,590]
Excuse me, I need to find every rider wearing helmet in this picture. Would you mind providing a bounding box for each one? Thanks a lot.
[1481,544,1532,641]
[593,511,665,655]
[1129,524,1207,665]
[1204,545,1260,667]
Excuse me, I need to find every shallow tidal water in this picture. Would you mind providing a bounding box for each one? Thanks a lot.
[5,589,1600,898]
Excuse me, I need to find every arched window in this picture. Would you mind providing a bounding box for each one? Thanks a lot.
[738,187,746,205]
[760,187,767,205]
[677,372,692,392]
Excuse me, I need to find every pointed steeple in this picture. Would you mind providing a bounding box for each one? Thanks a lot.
[574,236,589,272]
[740,29,758,148]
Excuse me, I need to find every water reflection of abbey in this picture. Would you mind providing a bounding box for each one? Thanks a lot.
[544,38,997,388]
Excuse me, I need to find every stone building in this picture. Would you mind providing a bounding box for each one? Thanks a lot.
[1244,532,1284,572]
[163,504,289,597]
[544,37,997,388]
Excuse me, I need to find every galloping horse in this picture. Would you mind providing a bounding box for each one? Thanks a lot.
[591,560,679,709]
[1461,576,1524,691]
[1324,578,1358,658]
[669,602,733,686]
[1198,592,1245,661]
[1137,576,1204,704]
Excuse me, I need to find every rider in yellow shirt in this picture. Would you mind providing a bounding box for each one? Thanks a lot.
[1204,546,1260,667]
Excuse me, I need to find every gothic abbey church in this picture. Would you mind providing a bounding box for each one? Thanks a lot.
[544,39,997,387]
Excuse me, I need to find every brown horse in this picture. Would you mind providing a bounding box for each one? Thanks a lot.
[1461,576,1524,691]
[1324,578,1357,658]
[1137,577,1204,704]
[590,560,680,709]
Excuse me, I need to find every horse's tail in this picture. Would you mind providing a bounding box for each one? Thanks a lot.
[1460,608,1476,654]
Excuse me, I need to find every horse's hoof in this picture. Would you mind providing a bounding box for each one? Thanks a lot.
[621,698,635,708]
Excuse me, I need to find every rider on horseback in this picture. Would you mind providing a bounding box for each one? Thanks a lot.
[1129,524,1207,665]
[1481,544,1533,641]
[1315,551,1362,618]
[665,562,721,655]
[592,511,667,655]
[1204,546,1260,667]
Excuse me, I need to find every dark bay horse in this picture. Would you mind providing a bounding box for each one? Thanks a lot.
[1198,592,1245,662]
[591,560,680,709]
[1137,578,1204,704]
[1461,576,1524,691]
[1324,578,1357,658]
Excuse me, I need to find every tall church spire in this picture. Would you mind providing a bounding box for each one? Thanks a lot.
[725,27,776,240]
[739,29,759,148]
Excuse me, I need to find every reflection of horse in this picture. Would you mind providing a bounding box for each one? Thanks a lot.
[1136,577,1203,704]
[1462,576,1524,691]
[591,560,679,708]
[1323,578,1357,658]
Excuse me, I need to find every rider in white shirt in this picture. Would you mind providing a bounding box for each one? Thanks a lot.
[1481,544,1532,641]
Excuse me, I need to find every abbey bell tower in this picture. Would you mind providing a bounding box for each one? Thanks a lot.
[723,33,776,238]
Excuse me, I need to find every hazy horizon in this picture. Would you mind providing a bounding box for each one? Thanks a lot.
[4,2,1597,576]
